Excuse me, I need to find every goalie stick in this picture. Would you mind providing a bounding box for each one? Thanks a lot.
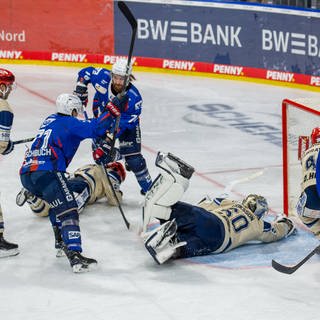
[272,244,320,274]
[13,137,34,145]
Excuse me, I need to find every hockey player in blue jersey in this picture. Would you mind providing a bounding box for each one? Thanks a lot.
[73,59,152,194]
[19,93,126,272]
[142,152,296,265]
[0,68,19,258]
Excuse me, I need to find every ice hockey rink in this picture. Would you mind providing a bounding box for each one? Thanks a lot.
[0,64,319,320]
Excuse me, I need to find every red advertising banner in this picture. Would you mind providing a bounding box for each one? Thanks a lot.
[0,49,319,88]
[0,0,114,55]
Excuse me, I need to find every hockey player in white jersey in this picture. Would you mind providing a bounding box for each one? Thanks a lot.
[17,161,125,217]
[296,127,320,239]
[143,152,296,264]
[0,68,19,258]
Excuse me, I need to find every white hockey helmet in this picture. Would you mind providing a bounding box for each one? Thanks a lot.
[111,58,132,77]
[242,194,268,219]
[56,93,84,116]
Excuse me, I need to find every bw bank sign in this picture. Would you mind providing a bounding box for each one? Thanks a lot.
[137,19,242,47]
[114,2,320,74]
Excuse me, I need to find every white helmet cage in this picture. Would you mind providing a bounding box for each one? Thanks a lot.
[56,93,84,116]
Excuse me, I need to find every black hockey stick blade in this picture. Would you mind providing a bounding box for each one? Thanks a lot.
[272,244,320,274]
[118,1,137,75]
[13,137,34,145]
[118,1,137,30]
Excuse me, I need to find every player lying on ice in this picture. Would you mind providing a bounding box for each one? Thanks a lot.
[142,152,296,265]
[16,160,125,250]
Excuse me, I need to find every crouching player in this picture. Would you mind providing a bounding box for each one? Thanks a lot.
[142,152,296,264]
[296,127,320,239]
[17,161,125,254]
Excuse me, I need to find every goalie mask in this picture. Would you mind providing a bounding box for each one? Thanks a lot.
[242,194,268,219]
[0,68,15,99]
[56,93,84,116]
[311,127,320,145]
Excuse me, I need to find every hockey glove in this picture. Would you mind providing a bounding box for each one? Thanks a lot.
[277,216,296,237]
[2,140,14,155]
[106,102,121,118]
[112,94,128,112]
[92,142,121,165]
[73,82,88,107]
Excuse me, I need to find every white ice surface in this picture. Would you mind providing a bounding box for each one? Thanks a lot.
[0,64,319,320]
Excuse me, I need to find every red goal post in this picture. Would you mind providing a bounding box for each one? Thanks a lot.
[282,98,320,216]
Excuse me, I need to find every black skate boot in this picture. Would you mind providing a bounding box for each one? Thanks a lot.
[0,234,19,258]
[53,226,64,257]
[63,247,97,273]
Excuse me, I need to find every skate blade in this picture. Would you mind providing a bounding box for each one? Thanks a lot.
[72,262,98,273]
[0,248,20,258]
[145,242,161,265]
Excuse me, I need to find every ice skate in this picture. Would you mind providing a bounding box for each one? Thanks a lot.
[64,248,97,273]
[0,235,19,258]
[16,187,32,206]
[53,226,65,258]
[145,219,186,264]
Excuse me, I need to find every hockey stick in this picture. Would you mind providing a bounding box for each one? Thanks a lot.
[83,109,130,229]
[272,244,320,274]
[109,1,137,153]
[95,1,137,230]
[13,137,34,145]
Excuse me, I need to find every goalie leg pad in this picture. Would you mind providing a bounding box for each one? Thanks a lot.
[143,173,189,232]
[142,152,193,232]
[144,219,186,264]
[156,152,195,180]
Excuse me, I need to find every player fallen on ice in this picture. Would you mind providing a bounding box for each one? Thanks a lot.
[17,161,125,218]
[296,127,320,239]
[19,93,127,272]
[17,161,125,257]
[142,152,296,265]
[0,68,19,258]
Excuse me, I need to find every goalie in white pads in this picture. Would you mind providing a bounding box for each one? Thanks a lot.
[296,127,320,239]
[143,152,296,265]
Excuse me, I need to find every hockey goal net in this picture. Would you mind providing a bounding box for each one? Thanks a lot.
[283,98,320,216]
